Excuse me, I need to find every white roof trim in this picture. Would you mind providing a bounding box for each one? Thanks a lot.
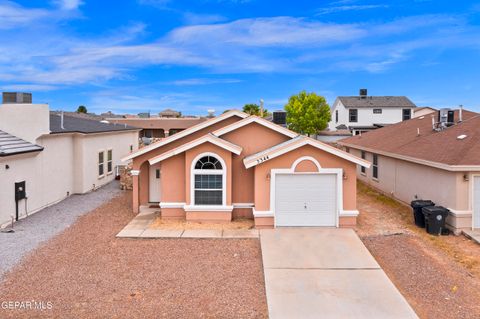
[244,136,371,169]
[149,134,242,165]
[338,142,480,172]
[122,110,248,162]
[213,116,298,138]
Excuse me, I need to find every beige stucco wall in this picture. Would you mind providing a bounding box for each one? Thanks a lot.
[0,103,50,144]
[350,148,471,230]
[72,131,139,193]
[0,130,139,226]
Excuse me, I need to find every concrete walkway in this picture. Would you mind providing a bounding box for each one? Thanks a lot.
[116,210,259,239]
[260,228,418,319]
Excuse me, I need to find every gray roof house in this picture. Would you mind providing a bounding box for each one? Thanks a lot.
[328,89,417,135]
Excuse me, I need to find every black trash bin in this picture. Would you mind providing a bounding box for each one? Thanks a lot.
[422,206,449,235]
[410,200,435,228]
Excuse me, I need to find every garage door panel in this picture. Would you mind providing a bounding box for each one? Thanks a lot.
[275,174,337,227]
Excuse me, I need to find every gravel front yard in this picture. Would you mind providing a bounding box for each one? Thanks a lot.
[356,182,480,319]
[0,191,268,318]
[0,181,122,278]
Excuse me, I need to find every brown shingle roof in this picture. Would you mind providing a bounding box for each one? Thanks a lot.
[339,110,480,167]
[338,96,416,108]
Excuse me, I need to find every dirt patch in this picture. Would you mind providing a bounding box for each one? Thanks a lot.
[149,217,255,230]
[0,192,268,319]
[356,182,480,319]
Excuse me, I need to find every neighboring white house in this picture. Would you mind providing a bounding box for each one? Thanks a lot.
[0,93,140,227]
[328,89,417,135]
[413,106,436,118]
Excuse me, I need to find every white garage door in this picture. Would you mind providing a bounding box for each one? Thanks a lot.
[275,174,337,227]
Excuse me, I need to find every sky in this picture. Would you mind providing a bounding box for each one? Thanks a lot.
[0,0,479,115]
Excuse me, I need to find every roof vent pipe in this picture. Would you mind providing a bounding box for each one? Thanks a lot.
[61,111,65,130]
[459,105,463,123]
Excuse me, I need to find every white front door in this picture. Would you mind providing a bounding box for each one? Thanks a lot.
[149,163,161,203]
[474,176,480,229]
[275,174,337,227]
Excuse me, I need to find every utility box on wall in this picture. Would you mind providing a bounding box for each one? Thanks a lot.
[15,181,26,201]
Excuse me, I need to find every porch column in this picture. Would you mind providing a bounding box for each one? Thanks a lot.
[164,130,170,137]
[131,170,140,214]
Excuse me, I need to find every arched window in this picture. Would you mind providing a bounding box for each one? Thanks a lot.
[192,154,225,206]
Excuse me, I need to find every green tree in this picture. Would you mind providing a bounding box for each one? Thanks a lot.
[76,105,87,113]
[284,91,331,136]
[242,103,269,117]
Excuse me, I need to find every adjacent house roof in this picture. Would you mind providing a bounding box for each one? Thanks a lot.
[339,109,480,171]
[149,134,242,165]
[122,110,248,161]
[243,135,371,169]
[337,96,416,108]
[49,113,140,134]
[0,130,43,157]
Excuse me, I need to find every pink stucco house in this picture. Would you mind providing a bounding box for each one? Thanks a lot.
[123,110,370,228]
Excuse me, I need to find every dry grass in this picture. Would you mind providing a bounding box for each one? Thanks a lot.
[149,217,255,230]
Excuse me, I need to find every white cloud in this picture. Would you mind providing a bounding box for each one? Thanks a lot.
[182,12,227,25]
[54,0,84,10]
[0,1,49,29]
[170,78,242,86]
[316,4,388,15]
[0,84,57,91]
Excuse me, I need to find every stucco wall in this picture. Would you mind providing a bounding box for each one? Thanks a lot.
[160,153,186,203]
[0,131,139,226]
[75,131,139,193]
[0,103,50,143]
[253,144,357,212]
[351,149,469,211]
[221,122,290,205]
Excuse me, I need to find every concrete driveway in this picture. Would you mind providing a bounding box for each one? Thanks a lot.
[260,228,418,319]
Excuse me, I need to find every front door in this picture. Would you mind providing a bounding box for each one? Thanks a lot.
[474,176,480,229]
[149,163,161,203]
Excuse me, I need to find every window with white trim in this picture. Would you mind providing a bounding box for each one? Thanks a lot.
[349,109,358,122]
[107,149,113,174]
[193,155,224,205]
[98,151,105,177]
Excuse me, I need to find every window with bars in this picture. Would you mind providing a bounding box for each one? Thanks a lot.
[193,155,224,205]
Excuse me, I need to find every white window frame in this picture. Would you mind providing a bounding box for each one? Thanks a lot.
[361,151,366,175]
[190,152,227,207]
[107,149,113,175]
[98,150,105,178]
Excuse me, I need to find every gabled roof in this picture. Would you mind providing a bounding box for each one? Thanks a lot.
[0,130,43,157]
[213,115,298,138]
[339,109,480,171]
[337,96,416,108]
[50,113,139,134]
[122,110,248,161]
[149,134,242,165]
[243,135,370,169]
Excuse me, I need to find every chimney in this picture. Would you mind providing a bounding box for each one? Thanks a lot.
[359,88,367,98]
[459,105,463,123]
